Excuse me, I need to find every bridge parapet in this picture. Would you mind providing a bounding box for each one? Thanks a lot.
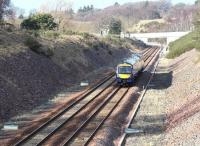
[121,31,191,45]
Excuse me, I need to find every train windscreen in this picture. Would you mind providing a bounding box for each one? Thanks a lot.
[118,66,132,74]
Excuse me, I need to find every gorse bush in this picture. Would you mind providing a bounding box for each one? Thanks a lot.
[21,14,57,30]
[64,30,78,35]
[24,36,54,57]
[42,31,60,39]
[109,18,122,35]
[24,37,42,51]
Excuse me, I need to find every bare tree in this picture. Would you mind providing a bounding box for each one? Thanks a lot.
[0,0,10,19]
[39,0,74,31]
[164,4,196,31]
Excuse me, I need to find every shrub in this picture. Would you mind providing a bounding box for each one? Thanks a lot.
[109,18,122,35]
[80,32,92,39]
[21,18,40,30]
[92,43,99,50]
[24,37,53,57]
[21,13,57,30]
[108,50,113,55]
[64,30,77,35]
[24,37,42,52]
[44,31,60,39]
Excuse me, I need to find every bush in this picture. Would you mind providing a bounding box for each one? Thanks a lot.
[83,32,91,38]
[64,30,78,35]
[109,18,122,35]
[79,32,93,39]
[43,31,60,39]
[24,37,53,57]
[21,13,57,30]
[21,18,40,30]
[24,37,42,51]
[108,50,113,55]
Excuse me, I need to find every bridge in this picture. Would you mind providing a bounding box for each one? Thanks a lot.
[121,31,191,45]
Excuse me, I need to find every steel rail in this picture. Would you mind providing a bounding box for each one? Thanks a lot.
[15,73,115,146]
[36,82,116,146]
[84,48,160,146]
[62,47,159,146]
[62,87,121,146]
[83,88,130,146]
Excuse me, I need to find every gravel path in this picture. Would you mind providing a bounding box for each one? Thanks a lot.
[125,49,200,146]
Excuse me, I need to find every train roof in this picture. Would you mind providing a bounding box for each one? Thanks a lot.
[123,53,143,65]
[117,63,133,67]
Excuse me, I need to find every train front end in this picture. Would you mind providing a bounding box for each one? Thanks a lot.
[116,63,134,85]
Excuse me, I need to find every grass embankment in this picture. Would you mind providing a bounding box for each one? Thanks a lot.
[167,32,200,59]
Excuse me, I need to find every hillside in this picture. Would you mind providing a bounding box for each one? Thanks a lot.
[127,19,166,33]
[0,30,147,123]
[167,32,200,58]
[72,1,195,33]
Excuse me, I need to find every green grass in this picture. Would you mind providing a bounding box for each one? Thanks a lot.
[167,32,200,59]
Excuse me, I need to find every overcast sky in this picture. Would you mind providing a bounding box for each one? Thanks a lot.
[12,0,196,15]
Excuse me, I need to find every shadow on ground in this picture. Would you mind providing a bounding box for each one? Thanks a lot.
[127,114,166,137]
[123,63,172,139]
[135,70,173,90]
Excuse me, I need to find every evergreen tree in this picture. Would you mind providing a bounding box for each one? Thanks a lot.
[109,18,122,35]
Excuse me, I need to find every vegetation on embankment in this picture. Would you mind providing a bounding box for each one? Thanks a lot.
[167,32,200,59]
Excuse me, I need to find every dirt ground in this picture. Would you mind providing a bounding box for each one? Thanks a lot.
[125,49,200,146]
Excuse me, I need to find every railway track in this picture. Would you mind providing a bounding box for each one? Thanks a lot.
[118,47,162,146]
[13,47,159,146]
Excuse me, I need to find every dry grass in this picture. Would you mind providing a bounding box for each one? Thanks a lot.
[127,19,165,32]
[65,20,96,33]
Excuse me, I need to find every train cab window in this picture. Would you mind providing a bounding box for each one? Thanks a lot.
[118,66,132,74]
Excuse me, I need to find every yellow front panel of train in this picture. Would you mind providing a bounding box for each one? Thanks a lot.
[118,74,131,79]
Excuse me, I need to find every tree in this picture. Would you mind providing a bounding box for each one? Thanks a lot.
[158,0,172,13]
[144,1,149,8]
[193,6,200,40]
[21,13,57,30]
[114,2,120,6]
[195,0,200,5]
[78,5,94,13]
[21,18,40,30]
[0,0,11,19]
[39,0,73,31]
[109,18,122,34]
[29,9,37,17]
[18,14,24,19]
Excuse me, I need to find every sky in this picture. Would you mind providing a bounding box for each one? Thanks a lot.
[12,0,196,15]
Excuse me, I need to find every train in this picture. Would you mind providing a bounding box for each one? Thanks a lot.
[115,54,144,85]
